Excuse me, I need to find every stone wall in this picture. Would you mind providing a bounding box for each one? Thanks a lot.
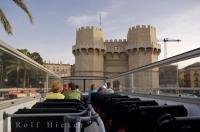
[72,25,161,90]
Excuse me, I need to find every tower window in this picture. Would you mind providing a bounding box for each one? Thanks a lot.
[114,46,118,51]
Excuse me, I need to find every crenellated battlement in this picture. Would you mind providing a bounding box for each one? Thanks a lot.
[77,26,102,31]
[104,39,127,43]
[73,25,160,89]
[128,25,156,31]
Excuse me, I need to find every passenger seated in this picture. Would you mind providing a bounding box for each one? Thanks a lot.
[64,83,81,100]
[46,81,65,99]
[75,84,81,92]
[97,85,107,94]
[61,83,68,93]
[88,83,97,103]
[90,83,97,93]
[97,82,114,94]
[106,82,114,94]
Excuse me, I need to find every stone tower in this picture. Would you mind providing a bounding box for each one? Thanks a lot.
[72,26,105,77]
[72,25,161,91]
[127,25,161,89]
[104,39,128,77]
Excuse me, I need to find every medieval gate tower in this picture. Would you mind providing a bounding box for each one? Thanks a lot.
[72,25,161,90]
[73,27,105,77]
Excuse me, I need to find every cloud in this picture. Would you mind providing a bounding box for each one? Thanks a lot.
[43,53,74,64]
[44,1,200,64]
[68,15,97,26]
[156,4,200,59]
[67,11,109,26]
[98,11,109,19]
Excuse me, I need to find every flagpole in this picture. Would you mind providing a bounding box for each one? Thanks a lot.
[99,14,102,27]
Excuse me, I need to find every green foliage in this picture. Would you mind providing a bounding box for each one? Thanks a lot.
[0,0,33,35]
[18,49,43,65]
[1,49,47,89]
[12,0,33,24]
[0,9,12,35]
[18,49,31,57]
[31,52,43,65]
[1,51,45,88]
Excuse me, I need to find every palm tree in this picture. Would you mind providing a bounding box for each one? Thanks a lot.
[18,49,43,64]
[0,0,33,35]
[5,59,30,88]
[31,52,43,65]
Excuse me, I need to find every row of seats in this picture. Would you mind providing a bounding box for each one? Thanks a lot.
[8,93,200,132]
[157,114,200,132]
[10,99,95,132]
[90,93,200,132]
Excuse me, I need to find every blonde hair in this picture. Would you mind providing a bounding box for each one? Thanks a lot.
[51,81,62,93]
[90,83,95,90]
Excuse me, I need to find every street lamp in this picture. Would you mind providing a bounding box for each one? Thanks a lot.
[4,78,8,82]
[39,81,43,97]
[39,80,42,90]
[0,64,3,89]
[3,76,8,89]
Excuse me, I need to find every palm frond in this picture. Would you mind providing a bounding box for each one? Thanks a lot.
[0,8,12,35]
[12,0,33,24]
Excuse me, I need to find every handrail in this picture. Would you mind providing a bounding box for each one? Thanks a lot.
[62,76,108,80]
[0,39,60,78]
[3,104,105,132]
[120,92,200,105]
[109,47,200,79]
[0,96,40,110]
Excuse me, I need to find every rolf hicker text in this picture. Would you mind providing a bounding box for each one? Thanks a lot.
[15,121,76,129]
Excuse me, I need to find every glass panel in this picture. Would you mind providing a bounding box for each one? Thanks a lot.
[0,48,60,101]
[108,54,200,98]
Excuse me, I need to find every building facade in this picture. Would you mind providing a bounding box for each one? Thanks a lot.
[179,62,200,88]
[159,65,178,88]
[43,63,71,77]
[72,25,161,90]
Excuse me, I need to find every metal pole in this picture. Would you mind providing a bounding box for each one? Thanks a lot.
[0,64,3,89]
[176,64,179,88]
[96,117,106,132]
[88,104,105,132]
[64,116,70,132]
[83,79,86,92]
[99,14,102,26]
[6,110,88,117]
[16,61,19,91]
[3,112,9,132]
[164,41,167,59]
[46,74,49,93]
[75,119,81,132]
[131,73,134,88]
[110,79,113,88]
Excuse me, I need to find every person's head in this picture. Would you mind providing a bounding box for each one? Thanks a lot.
[62,84,68,92]
[102,85,107,89]
[51,81,62,93]
[97,85,106,93]
[63,84,68,89]
[69,83,75,90]
[75,85,79,89]
[90,83,95,90]
[107,82,111,88]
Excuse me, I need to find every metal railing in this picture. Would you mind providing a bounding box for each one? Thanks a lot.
[0,40,60,102]
[3,104,105,132]
[0,40,60,78]
[106,47,200,98]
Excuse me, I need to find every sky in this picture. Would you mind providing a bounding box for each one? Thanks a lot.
[1,0,200,65]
